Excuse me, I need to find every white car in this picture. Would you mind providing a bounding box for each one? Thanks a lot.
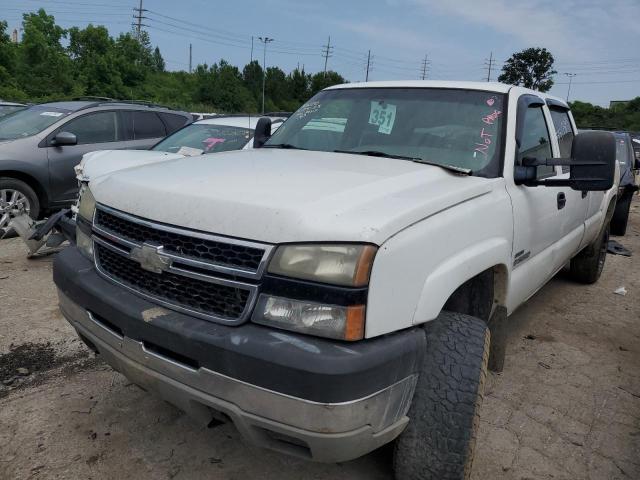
[76,115,287,182]
[55,81,617,479]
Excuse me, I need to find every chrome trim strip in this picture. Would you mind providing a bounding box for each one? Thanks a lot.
[92,236,257,325]
[87,310,124,340]
[94,204,274,280]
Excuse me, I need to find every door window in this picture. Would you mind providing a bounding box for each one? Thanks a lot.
[549,108,574,172]
[133,111,166,139]
[60,111,119,145]
[518,106,554,178]
[159,112,188,134]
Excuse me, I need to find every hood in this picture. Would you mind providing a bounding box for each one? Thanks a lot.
[90,149,494,245]
[80,150,184,182]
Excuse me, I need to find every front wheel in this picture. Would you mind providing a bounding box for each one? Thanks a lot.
[0,177,40,238]
[393,311,490,480]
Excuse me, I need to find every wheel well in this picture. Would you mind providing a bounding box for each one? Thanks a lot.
[0,170,48,211]
[443,265,508,322]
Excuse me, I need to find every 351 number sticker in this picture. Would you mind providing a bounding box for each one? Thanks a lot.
[368,101,397,135]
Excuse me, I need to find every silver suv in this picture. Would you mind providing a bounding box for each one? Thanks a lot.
[0,100,192,235]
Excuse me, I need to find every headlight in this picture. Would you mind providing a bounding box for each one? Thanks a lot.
[267,244,377,287]
[77,186,96,222]
[252,294,365,341]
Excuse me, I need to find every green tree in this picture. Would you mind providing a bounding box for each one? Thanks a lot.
[242,60,263,103]
[68,24,124,98]
[17,9,75,98]
[113,32,154,90]
[152,46,165,72]
[194,60,256,112]
[498,47,557,92]
[265,66,288,110]
[0,20,23,99]
[310,71,346,96]
[287,67,310,103]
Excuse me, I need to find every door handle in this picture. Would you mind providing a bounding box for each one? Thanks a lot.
[557,192,566,210]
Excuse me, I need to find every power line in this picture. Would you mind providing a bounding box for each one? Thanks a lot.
[420,54,430,80]
[133,0,147,39]
[321,36,333,75]
[483,51,497,82]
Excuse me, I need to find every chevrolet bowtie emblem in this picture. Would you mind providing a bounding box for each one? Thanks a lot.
[130,243,172,274]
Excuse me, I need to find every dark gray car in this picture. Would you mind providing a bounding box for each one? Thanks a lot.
[0,100,192,234]
[610,131,639,236]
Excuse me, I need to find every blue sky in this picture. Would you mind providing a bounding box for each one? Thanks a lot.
[2,0,639,106]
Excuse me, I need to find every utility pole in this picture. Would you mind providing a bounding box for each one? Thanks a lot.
[250,36,254,63]
[365,50,371,82]
[484,51,496,82]
[188,43,192,73]
[322,36,333,76]
[564,73,577,102]
[420,54,430,80]
[133,0,147,39]
[258,36,274,114]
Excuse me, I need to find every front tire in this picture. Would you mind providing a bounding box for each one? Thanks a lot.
[393,311,490,480]
[570,224,609,284]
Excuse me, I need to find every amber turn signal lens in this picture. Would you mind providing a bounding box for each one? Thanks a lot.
[344,305,366,341]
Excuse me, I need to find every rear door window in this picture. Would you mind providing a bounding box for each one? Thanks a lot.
[159,112,188,134]
[548,108,574,172]
[133,111,166,140]
[518,106,554,179]
[61,111,119,145]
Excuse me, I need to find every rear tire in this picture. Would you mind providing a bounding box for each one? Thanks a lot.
[393,311,490,480]
[610,193,632,236]
[0,177,40,238]
[569,224,609,284]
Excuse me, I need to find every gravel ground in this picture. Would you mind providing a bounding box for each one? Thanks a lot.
[0,200,639,480]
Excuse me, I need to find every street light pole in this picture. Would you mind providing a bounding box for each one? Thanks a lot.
[564,73,577,102]
[258,36,274,114]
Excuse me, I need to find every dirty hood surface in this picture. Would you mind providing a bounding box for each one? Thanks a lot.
[90,149,493,245]
[80,150,184,181]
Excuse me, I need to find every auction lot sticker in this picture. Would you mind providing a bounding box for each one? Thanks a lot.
[369,101,396,135]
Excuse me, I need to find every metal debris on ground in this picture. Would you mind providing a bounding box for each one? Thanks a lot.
[607,239,632,256]
[613,286,627,296]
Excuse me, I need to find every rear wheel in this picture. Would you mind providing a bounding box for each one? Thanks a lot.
[610,193,632,236]
[0,177,40,238]
[393,311,490,480]
[570,224,609,284]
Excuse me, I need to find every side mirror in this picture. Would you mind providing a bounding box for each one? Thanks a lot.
[253,117,272,148]
[568,131,616,191]
[52,131,77,146]
[514,131,616,192]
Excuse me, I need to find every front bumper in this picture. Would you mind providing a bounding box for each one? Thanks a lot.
[54,247,425,462]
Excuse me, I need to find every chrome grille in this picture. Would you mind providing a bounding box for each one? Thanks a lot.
[92,205,271,324]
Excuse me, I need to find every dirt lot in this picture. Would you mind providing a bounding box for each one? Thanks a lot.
[1,201,639,480]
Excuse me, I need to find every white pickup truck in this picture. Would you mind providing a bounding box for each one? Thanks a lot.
[53,81,617,480]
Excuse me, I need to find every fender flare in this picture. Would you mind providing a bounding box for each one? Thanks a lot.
[412,237,511,325]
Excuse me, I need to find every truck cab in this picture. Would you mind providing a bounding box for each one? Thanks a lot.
[54,81,617,480]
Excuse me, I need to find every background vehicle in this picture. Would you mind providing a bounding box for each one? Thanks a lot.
[610,131,639,235]
[0,100,26,118]
[0,100,192,236]
[55,81,617,480]
[76,114,287,184]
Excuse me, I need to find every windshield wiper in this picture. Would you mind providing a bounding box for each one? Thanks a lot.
[334,149,471,175]
[263,143,306,150]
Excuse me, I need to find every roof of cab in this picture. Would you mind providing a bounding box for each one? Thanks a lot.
[325,80,569,109]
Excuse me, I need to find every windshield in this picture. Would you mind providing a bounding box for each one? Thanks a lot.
[0,106,71,140]
[0,105,25,118]
[266,88,505,175]
[152,124,253,155]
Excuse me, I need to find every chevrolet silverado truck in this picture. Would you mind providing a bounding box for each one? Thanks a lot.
[53,81,617,480]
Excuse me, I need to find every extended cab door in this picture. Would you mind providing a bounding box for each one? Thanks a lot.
[505,95,580,309]
[45,110,129,206]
